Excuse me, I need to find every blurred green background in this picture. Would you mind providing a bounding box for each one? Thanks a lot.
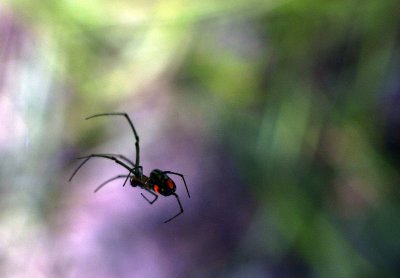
[1,0,400,277]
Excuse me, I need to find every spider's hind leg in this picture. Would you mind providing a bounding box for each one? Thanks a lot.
[163,171,190,198]
[164,193,184,223]
[141,189,158,204]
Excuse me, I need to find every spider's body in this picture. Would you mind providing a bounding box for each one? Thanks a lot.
[147,169,177,196]
[69,113,190,223]
[130,169,176,197]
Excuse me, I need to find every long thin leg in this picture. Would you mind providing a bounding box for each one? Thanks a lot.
[164,193,184,223]
[69,154,132,182]
[122,173,131,187]
[94,174,130,193]
[86,113,140,167]
[102,153,135,167]
[163,171,190,198]
[141,189,158,204]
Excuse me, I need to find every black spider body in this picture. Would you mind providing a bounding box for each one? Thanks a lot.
[147,169,176,197]
[69,113,190,223]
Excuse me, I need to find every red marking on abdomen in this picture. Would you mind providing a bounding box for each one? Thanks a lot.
[166,179,174,189]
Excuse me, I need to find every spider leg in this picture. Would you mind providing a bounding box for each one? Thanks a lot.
[122,173,131,187]
[69,154,132,182]
[102,153,135,167]
[86,113,140,167]
[163,171,190,198]
[94,174,131,193]
[140,189,158,204]
[164,193,184,223]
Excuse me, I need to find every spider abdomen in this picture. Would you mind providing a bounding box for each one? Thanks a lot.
[149,169,176,196]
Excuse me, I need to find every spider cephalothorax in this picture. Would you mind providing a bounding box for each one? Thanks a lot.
[69,113,190,223]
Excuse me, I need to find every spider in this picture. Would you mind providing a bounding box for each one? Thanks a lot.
[69,112,190,223]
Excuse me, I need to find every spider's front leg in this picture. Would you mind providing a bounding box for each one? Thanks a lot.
[94,174,131,193]
[86,113,141,167]
[69,154,132,182]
